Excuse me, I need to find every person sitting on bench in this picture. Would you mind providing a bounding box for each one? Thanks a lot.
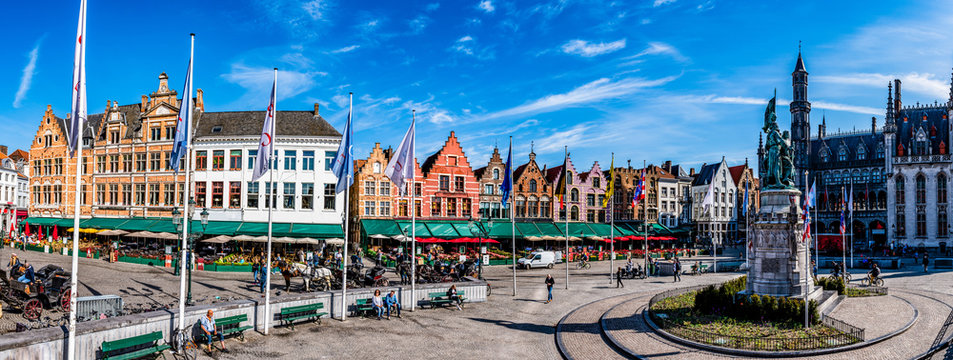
[447,285,462,311]
[200,310,227,353]
[17,262,34,284]
[385,290,401,319]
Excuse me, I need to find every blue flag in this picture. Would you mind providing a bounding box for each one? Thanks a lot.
[742,181,749,217]
[331,93,354,193]
[500,140,512,208]
[168,48,193,173]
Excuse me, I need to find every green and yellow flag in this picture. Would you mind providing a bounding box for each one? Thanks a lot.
[602,154,614,208]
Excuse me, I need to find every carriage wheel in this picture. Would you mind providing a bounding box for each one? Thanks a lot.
[59,291,71,311]
[23,298,42,320]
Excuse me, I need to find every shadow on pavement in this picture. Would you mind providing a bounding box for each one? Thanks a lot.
[467,317,555,335]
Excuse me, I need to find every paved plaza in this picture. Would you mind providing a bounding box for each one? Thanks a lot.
[2,246,953,359]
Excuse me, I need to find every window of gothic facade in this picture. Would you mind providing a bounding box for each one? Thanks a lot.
[897,212,906,237]
[916,175,926,205]
[939,211,948,237]
[939,173,948,204]
[916,211,927,237]
[896,176,905,205]
[838,147,848,162]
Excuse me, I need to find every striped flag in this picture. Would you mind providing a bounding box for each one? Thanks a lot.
[384,117,415,193]
[500,140,512,208]
[251,70,277,182]
[602,155,614,208]
[168,35,194,173]
[330,93,353,193]
[839,186,846,235]
[632,168,645,209]
[68,0,87,157]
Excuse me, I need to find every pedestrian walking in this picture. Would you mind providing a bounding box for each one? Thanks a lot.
[616,267,624,288]
[251,257,261,285]
[923,253,930,273]
[674,258,682,282]
[545,274,555,304]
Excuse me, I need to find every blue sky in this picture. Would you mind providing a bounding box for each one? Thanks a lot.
[3,0,953,173]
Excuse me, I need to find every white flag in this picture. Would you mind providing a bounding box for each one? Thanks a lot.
[385,119,415,194]
[252,71,277,182]
[68,0,87,157]
[702,180,715,215]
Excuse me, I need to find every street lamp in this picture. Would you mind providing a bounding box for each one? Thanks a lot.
[467,216,492,280]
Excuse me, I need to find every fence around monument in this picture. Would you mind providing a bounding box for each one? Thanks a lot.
[646,287,865,351]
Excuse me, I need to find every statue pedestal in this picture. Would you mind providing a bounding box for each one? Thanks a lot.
[746,189,814,297]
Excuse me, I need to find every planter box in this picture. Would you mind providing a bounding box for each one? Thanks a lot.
[25,244,45,253]
[209,264,252,272]
[118,256,162,266]
[488,259,513,266]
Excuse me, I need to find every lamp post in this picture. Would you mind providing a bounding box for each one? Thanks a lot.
[468,216,492,280]
[174,204,208,305]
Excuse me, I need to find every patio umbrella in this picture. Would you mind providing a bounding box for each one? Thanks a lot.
[124,231,159,238]
[273,236,297,244]
[586,236,604,241]
[369,234,390,239]
[392,235,411,242]
[525,236,543,242]
[232,235,256,242]
[325,238,345,245]
[295,237,321,245]
[201,235,232,244]
[97,229,129,236]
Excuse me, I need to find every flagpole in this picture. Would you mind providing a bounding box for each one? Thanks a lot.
[564,146,569,290]
[509,136,516,296]
[643,160,648,276]
[67,2,86,358]
[176,33,195,334]
[841,186,846,280]
[410,110,417,311]
[849,182,853,269]
[804,170,810,329]
[263,68,277,335]
[340,92,353,321]
[609,153,614,285]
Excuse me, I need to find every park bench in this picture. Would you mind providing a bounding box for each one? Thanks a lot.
[935,259,953,269]
[215,314,252,341]
[428,290,467,309]
[277,302,327,330]
[354,298,375,317]
[100,331,170,360]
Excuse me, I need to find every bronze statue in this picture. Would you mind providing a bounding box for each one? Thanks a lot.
[762,92,796,190]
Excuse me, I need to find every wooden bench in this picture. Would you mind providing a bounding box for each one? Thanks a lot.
[215,314,252,341]
[101,331,170,360]
[355,298,376,317]
[277,303,327,330]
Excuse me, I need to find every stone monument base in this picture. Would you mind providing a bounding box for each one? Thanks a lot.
[747,189,814,298]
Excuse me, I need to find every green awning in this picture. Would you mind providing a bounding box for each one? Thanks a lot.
[236,222,293,236]
[587,223,615,237]
[568,223,596,237]
[290,223,343,238]
[361,219,401,237]
[80,217,130,229]
[516,222,543,237]
[116,219,161,231]
[395,220,432,238]
[56,218,79,227]
[196,221,242,236]
[23,217,60,226]
[535,222,566,237]
[488,222,519,238]
[451,222,481,237]
[425,222,460,238]
[614,224,636,236]
[147,221,178,234]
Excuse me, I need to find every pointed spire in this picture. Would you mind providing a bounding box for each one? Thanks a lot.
[794,48,807,73]
[948,66,953,106]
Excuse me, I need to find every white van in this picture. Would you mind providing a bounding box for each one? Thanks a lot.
[517,251,557,269]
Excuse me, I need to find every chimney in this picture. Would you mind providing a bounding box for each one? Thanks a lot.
[872,116,877,133]
[0,145,7,155]
[107,100,112,110]
[663,160,672,171]
[690,168,696,176]
[196,89,205,111]
[894,79,902,112]
[627,159,631,169]
[313,103,320,116]
[141,95,148,112]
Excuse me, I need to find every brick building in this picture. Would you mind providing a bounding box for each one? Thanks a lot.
[513,150,552,221]
[474,147,507,220]
[418,132,479,219]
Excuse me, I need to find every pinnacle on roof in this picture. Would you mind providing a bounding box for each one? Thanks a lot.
[794,52,807,73]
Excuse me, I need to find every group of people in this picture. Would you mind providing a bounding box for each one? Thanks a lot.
[370,289,403,320]
[7,253,34,284]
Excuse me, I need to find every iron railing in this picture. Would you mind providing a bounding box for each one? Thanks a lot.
[647,287,865,351]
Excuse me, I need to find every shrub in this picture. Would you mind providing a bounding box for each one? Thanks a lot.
[692,275,819,326]
[814,276,846,295]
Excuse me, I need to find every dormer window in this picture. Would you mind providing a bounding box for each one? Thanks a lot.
[211,126,223,133]
[857,146,866,160]
[876,144,885,159]
[838,147,848,162]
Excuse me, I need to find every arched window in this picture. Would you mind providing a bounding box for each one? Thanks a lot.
[896,176,905,205]
[570,188,579,202]
[939,173,948,204]
[857,145,866,160]
[373,162,381,173]
[592,177,600,188]
[529,179,537,192]
[493,169,500,180]
[939,211,949,237]
[917,211,927,237]
[820,149,830,163]
[570,206,579,221]
[897,213,906,237]
[861,169,870,183]
[566,172,573,185]
[916,175,926,204]
[853,170,862,183]
[838,146,849,162]
[876,144,885,159]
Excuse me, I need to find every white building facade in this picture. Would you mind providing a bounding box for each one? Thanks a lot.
[691,159,735,244]
[191,107,344,224]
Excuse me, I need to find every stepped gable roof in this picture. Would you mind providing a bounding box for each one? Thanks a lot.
[420,152,441,175]
[474,166,487,178]
[728,165,746,186]
[692,163,720,186]
[194,110,340,138]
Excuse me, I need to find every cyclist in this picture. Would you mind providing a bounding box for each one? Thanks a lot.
[867,263,881,285]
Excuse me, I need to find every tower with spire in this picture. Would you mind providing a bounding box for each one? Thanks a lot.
[790,48,811,192]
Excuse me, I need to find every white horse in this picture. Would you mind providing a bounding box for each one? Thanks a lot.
[286,263,333,292]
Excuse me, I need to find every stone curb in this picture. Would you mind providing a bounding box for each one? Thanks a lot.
[899,288,953,360]
[555,293,638,360]
[640,291,919,358]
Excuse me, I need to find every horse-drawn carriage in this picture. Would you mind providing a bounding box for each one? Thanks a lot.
[0,265,72,320]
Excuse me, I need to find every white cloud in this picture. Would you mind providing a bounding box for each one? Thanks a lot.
[13,43,39,109]
[220,64,322,108]
[481,75,678,120]
[814,73,947,100]
[302,0,328,20]
[678,94,883,116]
[653,0,675,7]
[451,35,475,55]
[535,124,594,153]
[331,94,349,108]
[626,42,688,62]
[641,18,652,25]
[478,0,495,13]
[425,3,440,12]
[561,39,627,57]
[409,15,430,34]
[331,45,360,53]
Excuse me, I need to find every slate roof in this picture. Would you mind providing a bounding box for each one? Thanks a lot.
[115,104,143,139]
[669,165,688,177]
[794,53,807,72]
[728,165,746,186]
[545,165,564,183]
[194,111,340,138]
[692,163,720,186]
[810,131,885,169]
[893,106,948,156]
